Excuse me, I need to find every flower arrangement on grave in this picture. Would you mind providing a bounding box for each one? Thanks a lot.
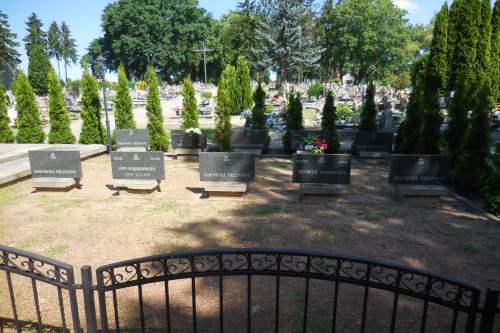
[185,127,202,147]
[303,135,328,155]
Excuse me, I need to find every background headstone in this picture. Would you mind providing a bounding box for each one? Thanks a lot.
[230,130,267,149]
[171,130,208,149]
[115,129,150,148]
[353,131,394,153]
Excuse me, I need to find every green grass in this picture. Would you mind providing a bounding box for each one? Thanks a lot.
[152,202,176,213]
[0,187,17,207]
[42,244,68,258]
[43,199,86,213]
[255,205,284,216]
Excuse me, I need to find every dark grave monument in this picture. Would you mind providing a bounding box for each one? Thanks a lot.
[293,153,351,198]
[111,151,165,192]
[353,131,393,157]
[291,130,330,151]
[199,152,255,196]
[389,154,452,197]
[231,129,267,154]
[28,150,82,189]
[115,129,149,151]
[171,130,208,158]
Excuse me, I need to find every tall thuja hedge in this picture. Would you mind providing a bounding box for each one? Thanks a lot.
[145,66,169,151]
[235,56,253,112]
[283,93,304,153]
[359,82,377,131]
[420,3,448,154]
[28,44,51,96]
[0,85,14,143]
[215,66,233,152]
[492,0,500,105]
[47,68,75,144]
[482,152,500,216]
[14,72,45,143]
[452,81,491,195]
[447,73,468,164]
[321,90,340,153]
[79,68,107,144]
[181,77,199,129]
[114,65,135,131]
[251,83,266,130]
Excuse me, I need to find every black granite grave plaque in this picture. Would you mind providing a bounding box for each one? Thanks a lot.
[231,130,267,149]
[389,155,451,185]
[29,151,82,178]
[171,130,208,149]
[115,129,149,148]
[353,131,393,153]
[293,154,351,184]
[199,152,255,182]
[111,151,165,180]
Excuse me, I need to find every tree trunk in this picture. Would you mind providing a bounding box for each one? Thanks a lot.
[57,59,61,81]
[64,59,68,84]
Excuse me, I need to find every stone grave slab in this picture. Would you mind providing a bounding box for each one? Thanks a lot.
[28,150,82,190]
[111,151,165,192]
[115,129,149,149]
[231,129,267,154]
[171,130,208,155]
[353,131,393,157]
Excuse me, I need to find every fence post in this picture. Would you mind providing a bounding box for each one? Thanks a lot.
[479,289,499,333]
[81,265,98,333]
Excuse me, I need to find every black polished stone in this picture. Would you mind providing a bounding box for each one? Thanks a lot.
[230,129,267,149]
[115,129,150,148]
[111,151,165,180]
[353,131,394,153]
[28,150,82,178]
[293,154,351,184]
[171,130,208,149]
[199,152,255,182]
[389,154,451,185]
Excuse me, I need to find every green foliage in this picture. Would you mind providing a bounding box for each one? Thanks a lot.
[235,56,253,111]
[215,65,233,151]
[316,0,337,78]
[79,68,107,144]
[28,44,51,95]
[447,73,469,164]
[283,93,304,153]
[359,82,377,131]
[181,77,199,129]
[47,68,75,144]
[307,82,324,98]
[335,104,354,121]
[482,153,500,216]
[251,83,266,130]
[491,0,500,105]
[201,91,212,100]
[114,65,136,130]
[145,66,169,151]
[23,13,47,56]
[321,90,340,153]
[0,11,20,72]
[13,72,45,143]
[476,0,492,86]
[65,79,80,96]
[452,82,491,195]
[0,85,14,143]
[61,22,77,83]
[48,21,63,79]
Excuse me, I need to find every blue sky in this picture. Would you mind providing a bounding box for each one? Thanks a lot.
[1,0,445,81]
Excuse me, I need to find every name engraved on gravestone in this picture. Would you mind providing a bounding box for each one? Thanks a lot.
[291,130,330,150]
[293,154,351,184]
[231,130,267,149]
[111,152,165,180]
[353,131,394,153]
[200,152,255,182]
[171,130,208,149]
[29,151,82,178]
[115,129,150,148]
[389,155,452,185]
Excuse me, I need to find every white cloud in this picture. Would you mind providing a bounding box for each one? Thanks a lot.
[392,0,421,13]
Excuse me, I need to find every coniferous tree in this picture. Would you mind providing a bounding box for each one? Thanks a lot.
[321,90,340,153]
[13,72,45,143]
[79,68,107,144]
[235,56,253,111]
[359,82,377,131]
[215,66,233,152]
[23,13,47,56]
[61,22,77,83]
[114,65,135,130]
[283,93,304,153]
[251,83,266,130]
[452,81,491,195]
[420,4,448,154]
[0,84,14,143]
[145,65,169,151]
[48,21,63,80]
[181,77,199,129]
[317,0,336,78]
[482,152,500,216]
[476,0,492,85]
[491,0,500,105]
[28,44,51,95]
[0,11,21,74]
[447,73,468,164]
[47,67,75,144]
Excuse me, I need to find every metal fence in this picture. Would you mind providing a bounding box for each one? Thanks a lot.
[1,245,499,333]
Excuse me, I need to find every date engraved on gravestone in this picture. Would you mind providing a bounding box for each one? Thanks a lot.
[111,151,165,180]
[29,151,82,178]
[389,155,451,185]
[293,154,351,184]
[200,152,255,182]
[115,129,149,148]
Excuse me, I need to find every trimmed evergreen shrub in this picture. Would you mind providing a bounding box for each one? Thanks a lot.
[215,65,233,152]
[251,83,267,131]
[145,66,169,151]
[13,72,45,143]
[79,68,107,144]
[359,82,377,131]
[283,93,304,154]
[28,44,51,96]
[181,77,199,129]
[447,73,469,165]
[482,153,500,216]
[47,68,75,144]
[114,65,136,130]
[235,56,253,111]
[0,85,14,143]
[321,90,340,153]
